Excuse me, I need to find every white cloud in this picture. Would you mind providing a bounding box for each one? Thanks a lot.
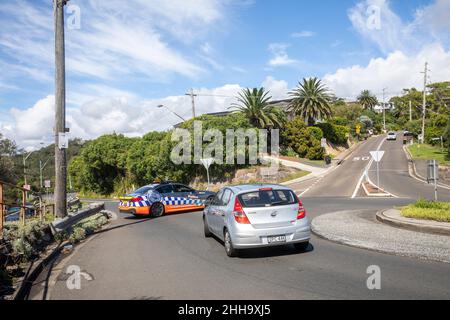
[348,0,450,55]
[267,43,300,67]
[414,0,450,36]
[291,31,316,38]
[262,76,289,100]
[329,0,450,100]
[323,43,450,100]
[0,0,228,86]
[2,77,292,149]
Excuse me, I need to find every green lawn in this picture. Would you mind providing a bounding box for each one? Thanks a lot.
[279,170,311,183]
[401,199,450,222]
[407,144,450,166]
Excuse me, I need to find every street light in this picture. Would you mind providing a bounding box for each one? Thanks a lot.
[157,104,186,122]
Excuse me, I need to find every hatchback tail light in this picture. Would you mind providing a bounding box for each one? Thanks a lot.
[233,198,250,224]
[295,195,306,220]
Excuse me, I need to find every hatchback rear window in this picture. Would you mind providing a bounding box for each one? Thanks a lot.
[238,189,297,208]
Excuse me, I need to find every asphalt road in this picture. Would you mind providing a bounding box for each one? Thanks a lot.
[32,197,448,300]
[367,135,450,201]
[302,135,385,197]
[27,136,450,300]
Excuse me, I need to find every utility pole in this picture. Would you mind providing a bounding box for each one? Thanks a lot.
[54,0,68,218]
[421,62,429,144]
[382,88,387,132]
[185,88,197,118]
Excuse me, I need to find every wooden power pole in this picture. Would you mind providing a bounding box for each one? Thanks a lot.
[54,0,68,218]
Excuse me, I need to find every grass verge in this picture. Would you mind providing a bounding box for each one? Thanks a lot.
[401,199,450,222]
[407,144,450,166]
[279,170,311,183]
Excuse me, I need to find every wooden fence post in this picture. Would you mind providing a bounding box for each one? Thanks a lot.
[21,189,26,226]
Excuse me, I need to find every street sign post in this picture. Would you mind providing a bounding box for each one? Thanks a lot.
[321,138,327,148]
[427,160,439,201]
[370,151,385,192]
[200,158,214,190]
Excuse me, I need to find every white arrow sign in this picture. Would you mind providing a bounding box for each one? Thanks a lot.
[200,158,214,190]
[200,158,214,170]
[370,151,385,163]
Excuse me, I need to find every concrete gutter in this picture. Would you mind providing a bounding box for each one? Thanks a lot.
[376,209,450,236]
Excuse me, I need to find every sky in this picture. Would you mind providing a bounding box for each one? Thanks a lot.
[1,0,450,149]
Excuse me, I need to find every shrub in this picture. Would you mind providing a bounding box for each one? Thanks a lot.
[281,118,324,160]
[329,117,349,126]
[315,123,348,145]
[425,126,444,145]
[306,127,324,141]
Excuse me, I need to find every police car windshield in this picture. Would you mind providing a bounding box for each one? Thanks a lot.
[133,185,157,195]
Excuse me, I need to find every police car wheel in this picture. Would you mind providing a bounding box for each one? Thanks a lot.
[150,202,165,217]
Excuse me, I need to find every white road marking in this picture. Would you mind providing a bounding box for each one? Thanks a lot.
[351,137,386,199]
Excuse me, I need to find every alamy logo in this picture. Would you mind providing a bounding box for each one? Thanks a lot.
[170,121,280,172]
[66,265,93,290]
[366,265,381,290]
[366,5,381,30]
[66,4,81,30]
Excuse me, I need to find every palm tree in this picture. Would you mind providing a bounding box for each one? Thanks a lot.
[231,88,284,129]
[357,90,378,110]
[288,77,333,126]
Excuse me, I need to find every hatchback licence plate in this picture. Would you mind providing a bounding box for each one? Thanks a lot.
[267,235,286,243]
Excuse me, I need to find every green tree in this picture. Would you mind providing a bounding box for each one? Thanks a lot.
[357,90,378,110]
[232,88,284,129]
[0,133,17,183]
[69,134,136,195]
[288,77,333,126]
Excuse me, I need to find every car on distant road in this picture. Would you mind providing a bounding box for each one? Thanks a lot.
[5,205,36,222]
[387,132,397,141]
[203,184,311,257]
[118,182,215,218]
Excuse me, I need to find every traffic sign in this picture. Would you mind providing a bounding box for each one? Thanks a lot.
[321,138,327,148]
[356,124,362,135]
[370,151,385,162]
[200,158,214,190]
[23,185,31,191]
[200,158,214,170]
[44,180,51,188]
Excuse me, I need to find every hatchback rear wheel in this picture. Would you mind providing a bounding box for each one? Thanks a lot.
[224,229,238,257]
[203,216,212,238]
[294,241,309,252]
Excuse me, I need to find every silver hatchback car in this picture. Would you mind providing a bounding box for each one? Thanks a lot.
[203,184,311,257]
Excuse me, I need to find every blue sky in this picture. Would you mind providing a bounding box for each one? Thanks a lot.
[1,0,449,148]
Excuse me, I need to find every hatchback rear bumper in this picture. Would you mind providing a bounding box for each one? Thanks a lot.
[230,223,311,249]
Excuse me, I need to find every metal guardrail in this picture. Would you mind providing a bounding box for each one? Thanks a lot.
[50,202,105,234]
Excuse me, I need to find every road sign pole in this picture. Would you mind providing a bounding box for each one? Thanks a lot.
[377,160,380,192]
[206,167,210,191]
[434,160,438,201]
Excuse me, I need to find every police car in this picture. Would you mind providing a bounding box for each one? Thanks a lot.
[118,182,216,217]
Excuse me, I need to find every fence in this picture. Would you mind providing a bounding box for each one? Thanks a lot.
[0,180,55,235]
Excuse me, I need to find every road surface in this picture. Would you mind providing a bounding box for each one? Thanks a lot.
[28,136,450,300]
